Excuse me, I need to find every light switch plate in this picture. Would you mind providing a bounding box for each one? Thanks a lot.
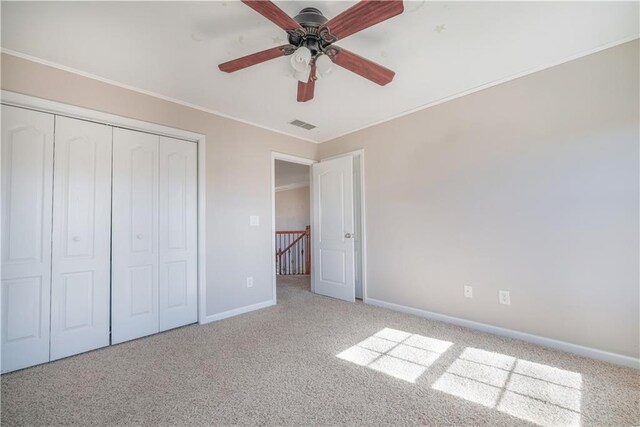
[249,216,259,226]
[247,277,254,288]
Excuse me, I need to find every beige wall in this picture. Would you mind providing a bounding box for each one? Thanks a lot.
[3,40,638,358]
[275,187,310,231]
[1,53,319,317]
[319,41,640,357]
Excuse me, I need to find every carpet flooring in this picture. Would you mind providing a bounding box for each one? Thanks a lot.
[1,276,638,426]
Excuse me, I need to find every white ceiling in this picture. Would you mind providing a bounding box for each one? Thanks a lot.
[2,1,638,143]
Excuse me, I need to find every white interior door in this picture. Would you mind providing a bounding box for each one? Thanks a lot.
[112,128,159,344]
[50,117,112,360]
[158,136,198,331]
[1,105,54,372]
[312,156,355,302]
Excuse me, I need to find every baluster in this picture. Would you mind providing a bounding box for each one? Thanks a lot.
[309,226,311,274]
[278,233,281,275]
[303,233,307,274]
[289,233,291,275]
[296,236,301,274]
[299,234,302,274]
[287,233,291,274]
[305,232,308,274]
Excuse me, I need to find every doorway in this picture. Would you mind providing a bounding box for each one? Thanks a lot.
[271,154,315,302]
[271,151,366,304]
[274,158,312,298]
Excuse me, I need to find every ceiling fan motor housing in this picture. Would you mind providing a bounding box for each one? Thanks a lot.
[289,8,331,58]
[294,7,327,26]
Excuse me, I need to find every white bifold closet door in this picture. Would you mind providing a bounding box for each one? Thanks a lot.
[112,129,160,344]
[158,136,198,331]
[112,128,197,344]
[1,106,55,373]
[49,116,112,360]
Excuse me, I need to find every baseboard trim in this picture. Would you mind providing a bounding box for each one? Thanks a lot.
[201,299,275,324]
[366,298,639,369]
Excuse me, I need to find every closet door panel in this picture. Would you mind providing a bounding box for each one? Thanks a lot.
[1,105,54,372]
[159,137,197,331]
[50,117,112,360]
[112,128,159,344]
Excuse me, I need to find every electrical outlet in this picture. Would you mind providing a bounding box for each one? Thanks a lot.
[247,277,254,288]
[249,216,260,226]
[499,290,510,305]
[464,285,473,298]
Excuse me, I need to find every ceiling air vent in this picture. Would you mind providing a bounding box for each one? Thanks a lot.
[289,119,316,130]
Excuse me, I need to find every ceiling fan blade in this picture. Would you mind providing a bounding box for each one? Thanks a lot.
[219,44,294,73]
[328,46,395,86]
[242,0,303,33]
[297,64,316,102]
[321,0,403,42]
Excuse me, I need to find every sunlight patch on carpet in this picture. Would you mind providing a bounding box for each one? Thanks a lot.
[336,328,453,383]
[432,347,582,426]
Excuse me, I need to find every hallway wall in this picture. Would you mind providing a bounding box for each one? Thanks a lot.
[275,187,310,231]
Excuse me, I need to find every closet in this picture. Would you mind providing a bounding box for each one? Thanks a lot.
[1,104,198,373]
[111,128,198,344]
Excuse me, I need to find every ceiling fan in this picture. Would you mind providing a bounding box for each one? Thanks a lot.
[218,0,404,102]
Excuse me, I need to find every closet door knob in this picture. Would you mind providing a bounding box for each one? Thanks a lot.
[72,236,81,242]
[136,234,143,240]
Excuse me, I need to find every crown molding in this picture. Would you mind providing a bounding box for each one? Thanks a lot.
[0,48,319,144]
[321,35,640,144]
[3,34,638,145]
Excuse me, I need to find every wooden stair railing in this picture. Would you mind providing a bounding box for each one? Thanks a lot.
[276,226,310,275]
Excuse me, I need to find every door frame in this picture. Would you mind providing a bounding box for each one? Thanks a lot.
[271,152,316,304]
[0,90,209,325]
[319,150,368,302]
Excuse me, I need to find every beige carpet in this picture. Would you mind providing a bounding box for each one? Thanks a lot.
[1,276,638,426]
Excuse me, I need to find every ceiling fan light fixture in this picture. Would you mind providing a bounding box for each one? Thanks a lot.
[294,67,311,83]
[315,54,333,78]
[290,46,312,73]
